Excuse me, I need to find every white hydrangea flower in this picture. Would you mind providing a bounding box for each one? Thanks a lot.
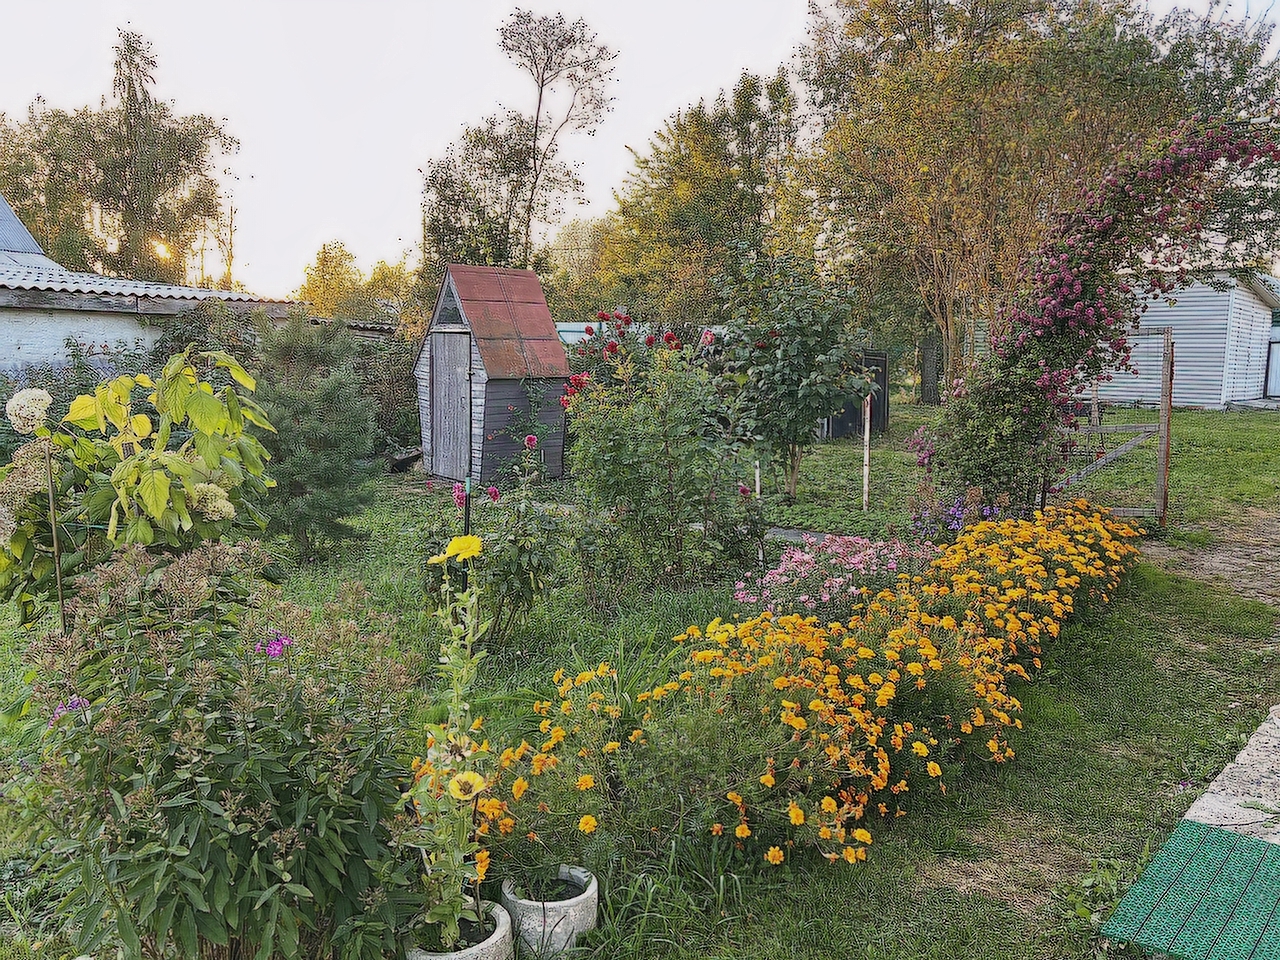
[190,482,237,521]
[6,388,53,435]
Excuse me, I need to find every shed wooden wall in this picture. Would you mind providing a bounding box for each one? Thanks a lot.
[479,379,566,482]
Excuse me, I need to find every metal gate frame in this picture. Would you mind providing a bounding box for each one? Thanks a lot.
[1050,327,1174,525]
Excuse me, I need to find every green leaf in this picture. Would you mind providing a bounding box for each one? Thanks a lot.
[137,470,172,521]
[64,394,101,430]
[186,389,226,435]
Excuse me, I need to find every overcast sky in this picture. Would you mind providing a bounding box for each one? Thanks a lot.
[0,0,1273,298]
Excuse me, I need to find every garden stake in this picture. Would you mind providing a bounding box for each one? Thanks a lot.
[461,477,472,589]
[862,394,871,512]
[43,443,67,634]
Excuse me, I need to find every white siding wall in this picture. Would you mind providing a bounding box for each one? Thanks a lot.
[1098,283,1228,407]
[1224,284,1272,401]
[0,308,160,373]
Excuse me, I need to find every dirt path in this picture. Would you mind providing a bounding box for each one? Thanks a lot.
[1143,506,1280,610]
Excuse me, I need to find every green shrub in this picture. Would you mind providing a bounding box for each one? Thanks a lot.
[353,337,421,454]
[9,544,418,960]
[564,349,763,605]
[256,317,379,558]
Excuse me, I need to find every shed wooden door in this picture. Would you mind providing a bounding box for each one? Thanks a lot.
[431,332,471,479]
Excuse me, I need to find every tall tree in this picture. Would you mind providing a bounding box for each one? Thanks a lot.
[0,30,234,284]
[297,241,363,319]
[602,70,799,334]
[498,8,617,267]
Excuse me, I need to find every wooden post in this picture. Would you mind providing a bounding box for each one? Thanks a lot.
[862,394,872,512]
[1157,327,1174,526]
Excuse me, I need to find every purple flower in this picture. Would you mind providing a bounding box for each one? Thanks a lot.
[255,629,295,658]
[48,696,89,726]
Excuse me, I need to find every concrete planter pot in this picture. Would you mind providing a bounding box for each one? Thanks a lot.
[500,865,598,956]
[407,901,515,960]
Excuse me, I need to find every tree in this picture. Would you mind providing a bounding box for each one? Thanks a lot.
[720,250,868,498]
[421,112,540,274]
[602,70,799,336]
[796,1,1198,381]
[255,316,379,559]
[498,8,617,267]
[297,241,363,319]
[0,30,235,284]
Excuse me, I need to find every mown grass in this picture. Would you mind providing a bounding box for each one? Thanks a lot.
[1,404,1277,958]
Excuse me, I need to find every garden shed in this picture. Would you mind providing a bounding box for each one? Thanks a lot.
[414,264,569,482]
[1098,272,1280,407]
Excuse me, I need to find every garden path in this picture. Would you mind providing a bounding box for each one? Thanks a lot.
[1143,506,1280,610]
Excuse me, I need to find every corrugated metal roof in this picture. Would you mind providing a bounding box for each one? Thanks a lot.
[440,264,569,379]
[0,192,286,305]
[0,263,279,302]
[0,195,43,254]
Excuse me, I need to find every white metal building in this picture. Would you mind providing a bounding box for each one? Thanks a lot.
[1099,273,1280,407]
[0,193,287,373]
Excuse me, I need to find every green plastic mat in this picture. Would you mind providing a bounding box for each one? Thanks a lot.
[1102,820,1280,959]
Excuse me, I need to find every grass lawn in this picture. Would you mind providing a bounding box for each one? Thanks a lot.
[1,404,1277,959]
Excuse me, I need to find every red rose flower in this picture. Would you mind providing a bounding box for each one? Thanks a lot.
[663,331,677,344]
[606,340,619,354]
[585,325,595,336]
[645,335,656,347]
[597,311,610,320]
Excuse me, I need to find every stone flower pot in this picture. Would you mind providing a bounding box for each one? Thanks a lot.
[407,901,515,960]
[501,865,599,956]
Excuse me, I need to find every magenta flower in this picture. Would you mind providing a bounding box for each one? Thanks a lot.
[254,629,294,658]
[524,435,538,451]
[701,330,715,347]
[487,485,500,502]
[453,482,466,511]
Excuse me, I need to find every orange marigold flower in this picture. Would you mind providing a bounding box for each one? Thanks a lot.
[788,802,805,826]
[927,761,942,778]
[475,849,490,881]
[760,772,775,787]
[854,828,873,844]
[512,776,529,800]
[821,796,838,814]
[765,846,784,865]
[735,822,751,839]
[711,822,724,836]
[602,741,620,754]
[578,815,598,834]
[576,774,595,791]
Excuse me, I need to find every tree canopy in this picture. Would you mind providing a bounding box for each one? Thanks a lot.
[0,30,235,285]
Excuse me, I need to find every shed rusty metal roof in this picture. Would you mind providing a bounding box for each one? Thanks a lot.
[442,264,569,379]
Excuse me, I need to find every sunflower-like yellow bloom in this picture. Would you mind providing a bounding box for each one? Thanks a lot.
[447,534,483,561]
[448,771,486,801]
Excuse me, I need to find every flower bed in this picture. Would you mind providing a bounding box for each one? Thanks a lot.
[497,501,1141,872]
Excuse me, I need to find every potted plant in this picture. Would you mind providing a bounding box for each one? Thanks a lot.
[404,535,514,960]
[500,865,598,956]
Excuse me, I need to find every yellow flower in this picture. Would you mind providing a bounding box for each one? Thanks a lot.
[854,828,873,844]
[498,817,515,834]
[759,772,776,787]
[711,822,724,836]
[576,774,595,791]
[602,741,620,754]
[578,814,598,834]
[842,846,858,863]
[912,741,929,757]
[735,822,751,839]
[512,776,529,801]
[788,802,805,826]
[927,761,942,778]
[726,791,744,805]
[427,552,449,565]
[448,771,486,801]
[475,849,491,882]
[821,796,838,814]
[765,846,784,865]
[446,534,483,561]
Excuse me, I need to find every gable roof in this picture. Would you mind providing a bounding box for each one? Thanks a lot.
[0,192,287,309]
[435,264,568,379]
[1246,272,1280,310]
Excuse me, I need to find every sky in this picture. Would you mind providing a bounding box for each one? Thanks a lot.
[0,0,1275,299]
